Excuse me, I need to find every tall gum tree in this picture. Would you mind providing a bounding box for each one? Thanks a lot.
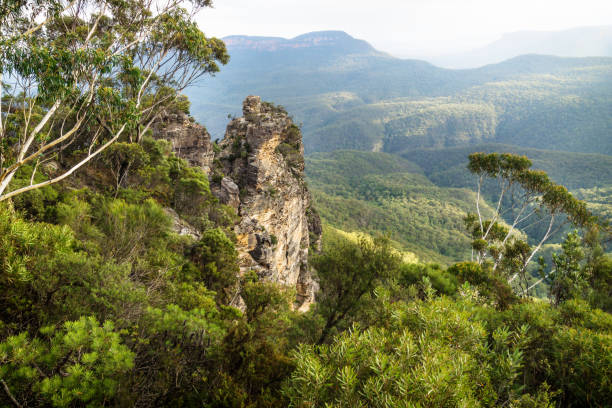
[465,152,593,294]
[0,0,228,201]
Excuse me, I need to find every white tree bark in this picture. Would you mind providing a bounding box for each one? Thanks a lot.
[0,123,127,202]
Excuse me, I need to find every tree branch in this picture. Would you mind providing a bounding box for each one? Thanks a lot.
[508,214,556,284]
[476,175,484,234]
[21,0,78,38]
[0,123,126,202]
[523,269,556,296]
[0,379,22,408]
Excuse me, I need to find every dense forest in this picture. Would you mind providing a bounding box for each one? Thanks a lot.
[305,151,484,263]
[1,1,611,407]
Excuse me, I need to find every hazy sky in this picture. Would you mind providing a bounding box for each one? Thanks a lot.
[196,0,612,57]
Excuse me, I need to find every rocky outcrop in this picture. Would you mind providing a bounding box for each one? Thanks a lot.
[152,97,321,311]
[152,111,215,173]
[212,177,241,210]
[212,96,321,310]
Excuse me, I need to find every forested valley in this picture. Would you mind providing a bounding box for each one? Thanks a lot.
[0,1,611,407]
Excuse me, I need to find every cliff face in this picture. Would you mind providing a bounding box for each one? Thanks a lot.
[212,96,321,310]
[153,97,321,310]
[152,111,215,173]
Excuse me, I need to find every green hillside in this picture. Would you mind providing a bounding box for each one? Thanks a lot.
[401,144,612,241]
[306,151,497,263]
[400,143,612,190]
[306,147,612,263]
[301,63,612,154]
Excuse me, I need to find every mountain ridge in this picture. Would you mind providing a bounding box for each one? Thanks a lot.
[429,25,612,68]
[222,30,381,55]
[186,30,612,156]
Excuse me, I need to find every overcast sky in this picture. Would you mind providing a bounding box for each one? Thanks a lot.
[195,0,612,57]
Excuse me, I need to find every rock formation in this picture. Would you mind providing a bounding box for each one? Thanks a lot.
[152,110,215,173]
[212,96,321,310]
[153,97,321,310]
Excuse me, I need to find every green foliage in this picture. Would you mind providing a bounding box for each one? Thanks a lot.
[0,203,137,334]
[482,299,612,407]
[0,316,134,407]
[286,278,612,408]
[123,302,229,406]
[212,276,300,408]
[102,142,149,194]
[188,228,239,303]
[7,164,61,221]
[0,130,239,405]
[284,295,532,408]
[548,231,588,305]
[589,255,612,313]
[0,0,229,202]
[96,198,172,262]
[311,234,402,344]
[448,262,517,309]
[276,124,304,174]
[172,94,192,115]
[548,327,612,406]
[100,137,224,231]
[399,263,458,296]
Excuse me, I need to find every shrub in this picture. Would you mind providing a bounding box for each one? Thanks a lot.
[0,316,134,407]
[188,228,239,303]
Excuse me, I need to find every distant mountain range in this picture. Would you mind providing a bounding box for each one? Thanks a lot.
[186,30,612,155]
[428,25,612,68]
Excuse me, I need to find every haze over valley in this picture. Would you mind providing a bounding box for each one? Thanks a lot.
[428,25,612,68]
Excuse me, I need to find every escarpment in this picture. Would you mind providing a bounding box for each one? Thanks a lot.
[154,96,321,310]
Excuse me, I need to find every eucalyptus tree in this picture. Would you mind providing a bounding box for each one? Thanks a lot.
[0,0,228,201]
[465,152,592,293]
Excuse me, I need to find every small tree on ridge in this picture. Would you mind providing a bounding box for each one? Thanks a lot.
[465,152,592,293]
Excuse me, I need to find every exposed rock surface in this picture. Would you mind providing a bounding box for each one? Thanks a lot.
[212,96,321,310]
[211,176,240,211]
[152,97,321,311]
[152,111,215,173]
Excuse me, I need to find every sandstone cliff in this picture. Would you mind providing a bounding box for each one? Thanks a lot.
[153,97,321,310]
[212,96,321,310]
[152,110,215,173]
